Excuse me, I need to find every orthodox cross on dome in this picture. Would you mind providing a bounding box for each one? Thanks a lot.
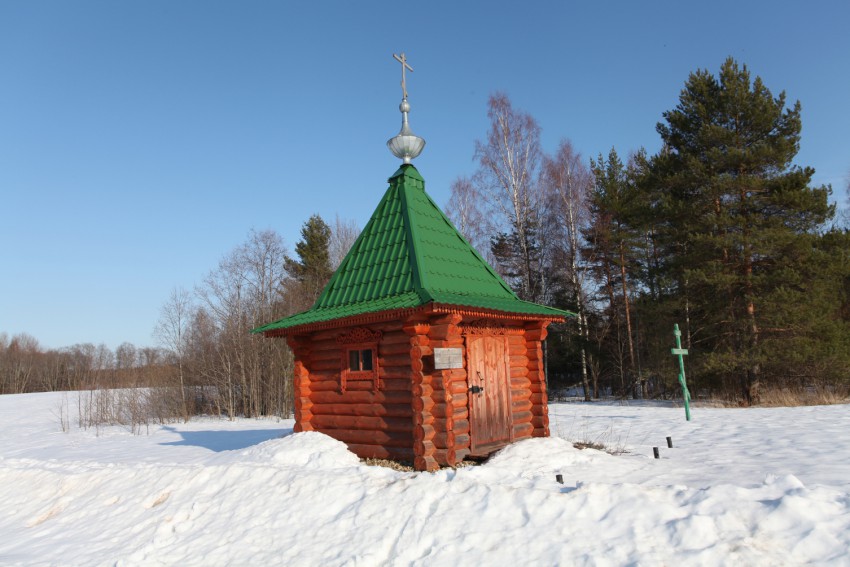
[393,52,413,99]
[387,52,425,163]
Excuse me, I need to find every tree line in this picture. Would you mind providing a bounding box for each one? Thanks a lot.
[0,216,360,423]
[3,58,848,412]
[0,334,169,395]
[445,57,850,405]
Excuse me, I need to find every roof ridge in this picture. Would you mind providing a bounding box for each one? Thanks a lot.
[415,185,519,299]
[397,168,434,304]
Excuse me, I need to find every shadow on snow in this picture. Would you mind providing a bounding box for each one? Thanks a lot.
[159,426,293,452]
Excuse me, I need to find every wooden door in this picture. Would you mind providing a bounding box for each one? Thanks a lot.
[466,335,513,455]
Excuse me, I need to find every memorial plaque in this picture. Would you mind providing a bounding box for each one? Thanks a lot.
[433,347,463,369]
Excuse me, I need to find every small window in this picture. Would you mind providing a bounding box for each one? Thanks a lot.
[337,328,382,394]
[348,350,361,371]
[347,348,374,372]
[341,345,379,393]
[361,349,373,371]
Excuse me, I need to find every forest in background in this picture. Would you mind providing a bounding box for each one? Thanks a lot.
[3,58,849,418]
[445,58,850,406]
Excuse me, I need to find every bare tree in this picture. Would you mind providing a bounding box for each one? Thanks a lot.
[38,349,66,392]
[473,92,545,301]
[64,343,95,390]
[445,176,492,260]
[542,140,595,400]
[1,333,40,394]
[138,347,164,367]
[196,229,293,419]
[115,343,137,370]
[329,214,361,269]
[185,307,226,415]
[155,287,194,422]
[94,344,114,373]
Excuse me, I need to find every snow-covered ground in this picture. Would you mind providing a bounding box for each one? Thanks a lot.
[1,392,848,566]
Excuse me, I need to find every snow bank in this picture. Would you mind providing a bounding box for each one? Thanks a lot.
[1,392,849,566]
[241,431,361,469]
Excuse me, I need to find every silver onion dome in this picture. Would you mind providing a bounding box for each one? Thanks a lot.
[387,97,426,163]
[387,53,425,163]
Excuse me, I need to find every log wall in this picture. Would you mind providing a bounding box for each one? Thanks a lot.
[424,314,463,469]
[286,336,313,433]
[507,331,533,441]
[297,321,414,462]
[403,318,435,471]
[524,322,550,437]
[287,314,552,472]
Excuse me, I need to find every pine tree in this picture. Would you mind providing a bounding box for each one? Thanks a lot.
[647,58,834,403]
[285,214,333,308]
[586,148,646,396]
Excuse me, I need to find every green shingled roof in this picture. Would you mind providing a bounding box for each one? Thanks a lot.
[254,165,569,333]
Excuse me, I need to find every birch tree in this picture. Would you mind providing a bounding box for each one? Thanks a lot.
[155,287,194,421]
[542,140,594,399]
[445,176,491,259]
[474,93,546,301]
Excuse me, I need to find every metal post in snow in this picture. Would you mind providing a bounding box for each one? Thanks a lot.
[671,323,692,421]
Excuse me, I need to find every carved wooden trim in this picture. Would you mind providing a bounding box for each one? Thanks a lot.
[336,327,383,345]
[432,304,566,323]
[460,321,524,336]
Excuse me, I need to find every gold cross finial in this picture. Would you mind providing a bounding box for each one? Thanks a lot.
[393,52,413,99]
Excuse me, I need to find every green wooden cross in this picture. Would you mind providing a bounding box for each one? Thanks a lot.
[671,323,692,421]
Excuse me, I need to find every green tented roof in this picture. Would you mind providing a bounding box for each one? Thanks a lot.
[254,164,569,333]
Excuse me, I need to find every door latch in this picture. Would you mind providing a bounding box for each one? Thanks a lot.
[469,385,484,394]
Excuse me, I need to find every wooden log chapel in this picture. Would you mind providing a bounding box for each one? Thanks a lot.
[254,54,570,471]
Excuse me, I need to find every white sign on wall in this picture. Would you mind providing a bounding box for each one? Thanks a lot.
[433,347,463,370]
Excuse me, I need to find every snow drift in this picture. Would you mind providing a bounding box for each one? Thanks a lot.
[1,392,848,566]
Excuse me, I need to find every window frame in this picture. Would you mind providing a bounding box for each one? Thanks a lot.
[340,341,380,393]
[336,327,383,394]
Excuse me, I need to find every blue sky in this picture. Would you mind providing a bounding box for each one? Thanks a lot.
[2,1,849,351]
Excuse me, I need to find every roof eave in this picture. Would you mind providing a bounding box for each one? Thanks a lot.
[259,302,571,337]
